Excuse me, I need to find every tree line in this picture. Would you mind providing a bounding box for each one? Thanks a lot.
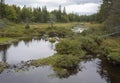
[0,0,120,30]
[0,0,102,23]
[0,1,82,23]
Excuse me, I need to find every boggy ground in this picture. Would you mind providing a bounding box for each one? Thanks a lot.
[0,21,120,73]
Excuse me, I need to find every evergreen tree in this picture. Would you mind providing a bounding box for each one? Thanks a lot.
[0,0,5,18]
[57,5,62,22]
[5,5,17,21]
[98,0,112,23]
[33,7,41,22]
[41,6,49,23]
[48,14,56,28]
[105,0,120,33]
[21,5,33,23]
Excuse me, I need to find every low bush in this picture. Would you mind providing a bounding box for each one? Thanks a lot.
[46,27,73,38]
[25,24,30,29]
[100,39,120,62]
[79,36,100,54]
[53,54,80,68]
[49,38,56,43]
[56,39,86,57]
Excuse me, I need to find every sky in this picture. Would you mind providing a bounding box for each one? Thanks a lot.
[5,0,102,15]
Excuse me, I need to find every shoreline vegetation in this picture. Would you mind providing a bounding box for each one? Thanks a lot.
[0,21,120,73]
[31,22,120,69]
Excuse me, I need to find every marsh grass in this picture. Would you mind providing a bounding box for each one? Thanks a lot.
[0,37,18,44]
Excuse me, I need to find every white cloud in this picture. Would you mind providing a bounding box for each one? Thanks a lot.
[5,0,102,15]
[66,3,100,15]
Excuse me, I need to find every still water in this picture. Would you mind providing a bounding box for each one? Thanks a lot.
[0,38,120,83]
[0,58,120,83]
[0,38,56,64]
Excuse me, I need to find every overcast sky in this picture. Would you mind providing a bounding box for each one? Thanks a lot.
[5,0,102,15]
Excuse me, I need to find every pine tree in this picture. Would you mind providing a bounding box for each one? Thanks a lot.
[98,0,112,22]
[105,0,120,33]
[0,0,5,18]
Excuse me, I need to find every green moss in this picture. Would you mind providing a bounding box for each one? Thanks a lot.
[49,38,56,43]
[0,37,18,45]
[31,55,57,66]
[100,38,120,62]
[108,52,120,62]
[31,54,80,69]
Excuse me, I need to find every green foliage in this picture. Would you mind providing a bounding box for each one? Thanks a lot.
[31,54,80,68]
[41,6,49,23]
[21,6,33,23]
[5,5,17,21]
[98,0,112,23]
[0,37,18,44]
[33,7,41,22]
[0,0,5,18]
[98,0,120,34]
[46,27,74,37]
[48,14,56,28]
[56,39,86,57]
[80,36,100,54]
[105,0,120,33]
[100,38,120,62]
[25,24,30,29]
[49,38,56,43]
[0,2,99,23]
[31,55,55,66]
[53,54,80,68]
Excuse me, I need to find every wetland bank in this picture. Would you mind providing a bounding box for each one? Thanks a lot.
[0,0,120,83]
[0,23,120,83]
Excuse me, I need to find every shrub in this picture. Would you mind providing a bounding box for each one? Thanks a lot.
[46,27,73,37]
[49,38,56,43]
[25,24,30,29]
[56,39,86,57]
[100,39,120,62]
[53,54,80,68]
[80,36,100,54]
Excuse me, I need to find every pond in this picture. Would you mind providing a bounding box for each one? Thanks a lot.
[0,38,120,83]
[0,38,56,65]
[71,24,88,33]
[0,58,119,83]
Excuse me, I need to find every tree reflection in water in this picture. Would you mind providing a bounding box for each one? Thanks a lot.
[52,65,82,79]
[0,44,11,63]
[51,56,120,83]
[97,56,120,83]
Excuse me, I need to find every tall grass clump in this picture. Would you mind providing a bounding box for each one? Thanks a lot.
[56,39,86,57]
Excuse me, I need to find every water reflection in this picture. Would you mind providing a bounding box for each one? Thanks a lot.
[0,38,56,64]
[0,39,120,83]
[52,66,82,79]
[0,56,119,83]
[0,45,10,63]
[97,57,120,83]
